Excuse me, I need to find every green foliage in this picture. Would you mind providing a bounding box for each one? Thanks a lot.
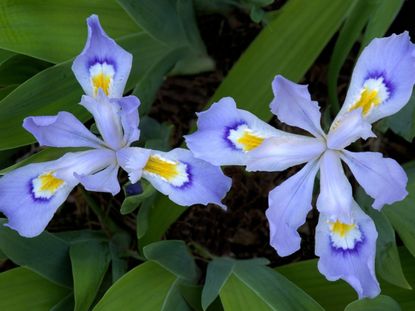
[384,162,415,257]
[120,180,156,215]
[0,219,72,287]
[0,267,70,310]
[70,240,111,311]
[210,0,354,120]
[277,248,415,310]
[344,295,401,311]
[203,258,323,310]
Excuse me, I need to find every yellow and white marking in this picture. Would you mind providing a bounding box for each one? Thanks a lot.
[348,77,389,116]
[89,63,115,96]
[329,220,362,250]
[32,171,65,199]
[143,155,189,187]
[228,124,265,152]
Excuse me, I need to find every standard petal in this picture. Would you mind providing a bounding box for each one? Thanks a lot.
[185,97,282,166]
[81,93,125,150]
[327,109,375,150]
[316,203,380,299]
[271,75,325,138]
[338,32,415,123]
[341,150,408,209]
[23,111,104,148]
[72,14,132,98]
[266,159,319,257]
[115,95,140,145]
[317,150,353,222]
[75,163,120,195]
[116,147,151,183]
[142,148,232,208]
[246,134,325,172]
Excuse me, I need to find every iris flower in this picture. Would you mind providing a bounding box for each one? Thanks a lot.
[0,15,231,238]
[186,33,415,298]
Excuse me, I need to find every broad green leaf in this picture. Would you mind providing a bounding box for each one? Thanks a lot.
[109,232,131,282]
[0,267,69,310]
[386,87,415,142]
[138,194,186,249]
[70,240,111,311]
[136,193,157,239]
[0,219,72,287]
[143,240,199,282]
[345,295,401,311]
[0,147,86,175]
[0,54,51,87]
[384,161,415,257]
[0,0,139,63]
[50,294,75,311]
[56,229,108,244]
[277,248,415,310]
[0,48,14,64]
[215,258,324,311]
[360,0,404,50]
[357,189,411,289]
[327,0,375,113]
[210,0,355,120]
[0,32,167,150]
[120,180,156,215]
[0,84,17,100]
[93,261,190,310]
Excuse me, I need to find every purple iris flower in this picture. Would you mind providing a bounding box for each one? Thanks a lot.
[186,32,415,298]
[0,15,231,238]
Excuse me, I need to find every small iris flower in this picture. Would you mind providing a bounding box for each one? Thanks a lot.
[0,15,231,238]
[186,32,415,298]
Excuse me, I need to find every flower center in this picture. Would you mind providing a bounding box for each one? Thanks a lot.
[227,124,264,152]
[329,220,363,250]
[143,155,190,187]
[348,77,389,116]
[89,62,114,96]
[32,171,65,200]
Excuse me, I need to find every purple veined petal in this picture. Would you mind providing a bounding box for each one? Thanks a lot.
[23,111,104,149]
[81,92,125,150]
[0,149,113,237]
[316,203,380,299]
[185,97,282,166]
[340,150,408,210]
[271,75,325,139]
[267,159,319,257]
[116,147,151,183]
[75,163,120,196]
[327,109,375,150]
[337,32,415,124]
[141,148,232,208]
[246,134,325,172]
[114,95,140,146]
[317,150,353,222]
[72,14,132,98]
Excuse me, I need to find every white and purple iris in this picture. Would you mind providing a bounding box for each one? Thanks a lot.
[186,32,415,298]
[0,15,231,238]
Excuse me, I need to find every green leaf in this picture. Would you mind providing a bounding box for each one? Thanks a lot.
[386,87,415,142]
[0,219,72,287]
[277,248,415,310]
[120,180,156,215]
[70,240,111,311]
[144,240,199,282]
[50,293,75,311]
[210,0,355,120]
[138,194,187,250]
[327,0,376,113]
[204,258,323,311]
[0,0,139,63]
[357,189,411,289]
[0,48,14,64]
[360,0,404,50]
[92,261,191,310]
[345,295,401,311]
[384,161,415,257]
[0,267,69,310]
[0,54,51,87]
[109,232,131,282]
